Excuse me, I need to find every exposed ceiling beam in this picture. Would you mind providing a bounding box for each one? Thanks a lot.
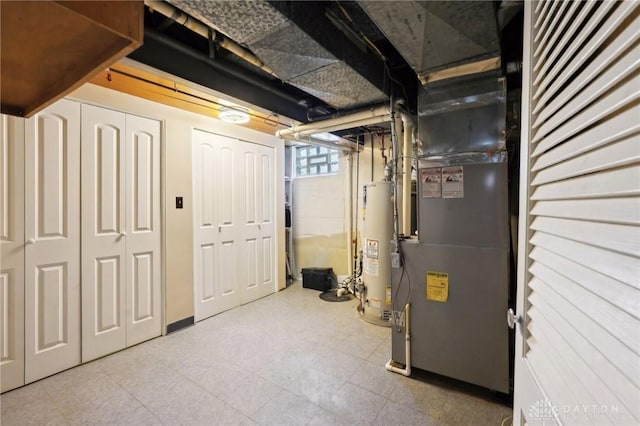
[128,27,314,122]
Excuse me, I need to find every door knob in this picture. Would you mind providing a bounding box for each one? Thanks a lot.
[507,308,521,329]
[26,238,35,245]
[119,232,127,238]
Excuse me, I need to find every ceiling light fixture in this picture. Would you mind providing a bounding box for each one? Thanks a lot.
[219,107,250,124]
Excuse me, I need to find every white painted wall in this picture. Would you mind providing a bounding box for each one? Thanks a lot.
[292,134,389,277]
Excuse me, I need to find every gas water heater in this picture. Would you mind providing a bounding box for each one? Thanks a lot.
[361,181,393,327]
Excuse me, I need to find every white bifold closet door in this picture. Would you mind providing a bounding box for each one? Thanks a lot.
[193,131,241,321]
[192,129,275,322]
[81,105,161,362]
[0,115,25,392]
[24,99,82,383]
[240,143,275,304]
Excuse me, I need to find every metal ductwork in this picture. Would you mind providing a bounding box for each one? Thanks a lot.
[168,0,387,109]
[359,1,501,82]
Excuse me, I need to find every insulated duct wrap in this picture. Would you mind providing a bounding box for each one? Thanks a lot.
[168,0,386,108]
[359,1,500,78]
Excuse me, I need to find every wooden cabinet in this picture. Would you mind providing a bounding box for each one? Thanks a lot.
[0,1,143,117]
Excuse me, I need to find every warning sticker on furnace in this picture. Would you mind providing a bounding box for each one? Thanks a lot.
[421,168,442,198]
[426,271,449,302]
[441,166,464,198]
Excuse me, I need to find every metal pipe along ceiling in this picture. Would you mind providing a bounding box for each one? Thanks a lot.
[276,105,391,138]
[145,0,277,77]
[143,29,302,107]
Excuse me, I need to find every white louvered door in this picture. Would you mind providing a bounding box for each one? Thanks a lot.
[514,1,640,425]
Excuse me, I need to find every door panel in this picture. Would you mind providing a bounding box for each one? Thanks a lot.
[200,244,216,302]
[215,139,240,311]
[132,253,153,321]
[218,146,234,226]
[95,257,121,333]
[25,99,81,383]
[219,241,236,297]
[0,115,25,392]
[192,130,240,320]
[81,104,126,362]
[36,264,69,348]
[244,237,258,292]
[125,114,161,347]
[96,125,121,234]
[218,135,242,312]
[240,143,276,302]
[193,131,219,321]
[241,149,261,303]
[259,147,275,298]
[262,235,274,297]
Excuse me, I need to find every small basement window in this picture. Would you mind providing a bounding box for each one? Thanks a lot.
[295,146,339,176]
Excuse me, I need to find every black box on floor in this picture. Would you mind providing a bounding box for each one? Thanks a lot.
[301,268,335,291]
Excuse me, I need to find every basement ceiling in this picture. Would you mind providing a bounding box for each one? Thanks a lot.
[168,0,386,108]
[132,1,520,127]
[359,1,501,79]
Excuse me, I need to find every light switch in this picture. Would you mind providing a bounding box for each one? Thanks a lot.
[176,196,183,209]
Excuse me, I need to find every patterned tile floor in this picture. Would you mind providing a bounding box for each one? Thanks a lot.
[1,281,512,425]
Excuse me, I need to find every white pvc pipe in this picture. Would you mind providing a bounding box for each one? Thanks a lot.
[401,114,414,237]
[276,105,390,138]
[286,136,358,152]
[289,115,392,138]
[385,303,411,376]
[346,153,353,277]
[145,0,276,77]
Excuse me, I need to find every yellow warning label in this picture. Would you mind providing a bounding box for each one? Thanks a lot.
[426,271,449,302]
[385,286,392,305]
